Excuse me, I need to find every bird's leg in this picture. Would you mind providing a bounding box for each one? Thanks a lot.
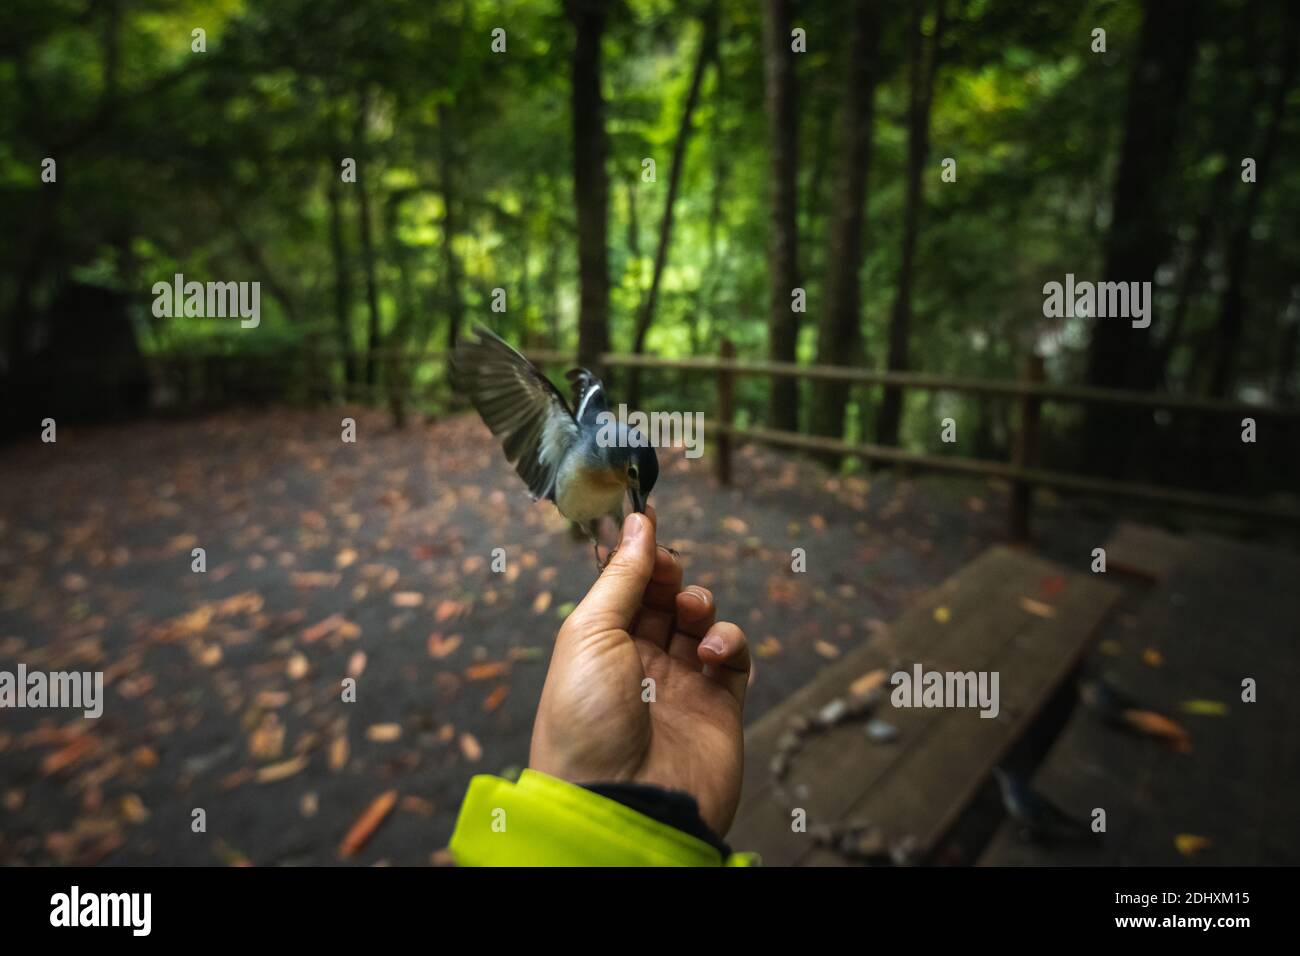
[586,521,609,574]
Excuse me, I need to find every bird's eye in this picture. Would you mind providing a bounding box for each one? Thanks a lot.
[628,465,639,480]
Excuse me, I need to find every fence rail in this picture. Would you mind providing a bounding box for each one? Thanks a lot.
[136,343,1300,537]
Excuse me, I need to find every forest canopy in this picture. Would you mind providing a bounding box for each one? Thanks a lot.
[2,0,1297,490]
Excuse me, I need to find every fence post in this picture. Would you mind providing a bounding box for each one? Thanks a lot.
[716,338,735,486]
[1009,353,1046,542]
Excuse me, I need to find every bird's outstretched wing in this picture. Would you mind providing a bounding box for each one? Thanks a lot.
[451,326,579,502]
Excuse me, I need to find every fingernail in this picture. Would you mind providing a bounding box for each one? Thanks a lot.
[701,635,725,655]
[623,513,645,542]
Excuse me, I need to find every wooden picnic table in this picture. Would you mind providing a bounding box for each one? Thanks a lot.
[728,545,1122,865]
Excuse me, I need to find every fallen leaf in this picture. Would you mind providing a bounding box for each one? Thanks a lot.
[1019,596,1057,618]
[435,600,465,622]
[722,516,748,535]
[933,606,951,624]
[42,736,98,776]
[427,633,462,659]
[119,794,150,823]
[1142,647,1164,667]
[1175,834,1212,857]
[287,653,309,679]
[392,591,423,608]
[367,723,402,743]
[459,733,483,762]
[532,591,553,614]
[338,790,399,859]
[465,661,509,681]
[850,669,887,698]
[347,650,367,678]
[335,548,358,568]
[329,733,349,771]
[256,756,308,783]
[291,571,341,588]
[1099,639,1124,656]
[1040,575,1066,597]
[814,640,840,660]
[1180,699,1229,716]
[401,795,435,816]
[482,685,509,713]
[1123,709,1192,752]
[756,637,782,658]
[302,614,347,643]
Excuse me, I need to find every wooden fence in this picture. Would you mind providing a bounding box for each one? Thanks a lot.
[140,342,1300,539]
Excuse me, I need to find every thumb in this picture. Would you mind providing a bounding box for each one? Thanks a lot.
[566,510,657,638]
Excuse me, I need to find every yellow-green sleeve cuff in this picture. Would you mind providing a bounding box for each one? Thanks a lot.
[448,769,757,867]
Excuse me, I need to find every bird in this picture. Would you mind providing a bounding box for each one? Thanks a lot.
[450,325,659,567]
[991,767,1095,845]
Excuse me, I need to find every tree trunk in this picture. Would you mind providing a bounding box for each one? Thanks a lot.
[761,0,801,432]
[436,104,465,369]
[877,0,946,448]
[567,0,611,374]
[355,92,383,390]
[1208,11,1297,397]
[807,0,882,459]
[327,170,357,391]
[628,12,716,409]
[1082,0,1201,470]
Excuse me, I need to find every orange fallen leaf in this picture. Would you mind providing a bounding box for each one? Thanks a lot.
[850,669,887,698]
[329,733,349,772]
[1019,596,1057,618]
[1123,709,1192,752]
[814,640,840,660]
[459,733,483,762]
[392,591,423,608]
[1141,647,1164,667]
[256,756,308,783]
[347,650,367,678]
[291,571,341,589]
[367,723,402,742]
[427,633,462,659]
[465,661,509,681]
[338,790,399,858]
[756,637,782,659]
[435,600,465,623]
[42,736,98,776]
[482,685,509,713]
[302,614,347,643]
[287,653,309,679]
[532,591,553,614]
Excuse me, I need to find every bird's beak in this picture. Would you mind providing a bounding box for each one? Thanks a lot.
[630,485,647,514]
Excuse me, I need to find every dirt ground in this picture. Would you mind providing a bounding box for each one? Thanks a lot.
[0,407,1109,865]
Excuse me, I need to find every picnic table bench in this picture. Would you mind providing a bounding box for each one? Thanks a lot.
[728,544,1122,865]
[980,523,1300,865]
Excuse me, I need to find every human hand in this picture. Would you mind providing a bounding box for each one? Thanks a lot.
[529,507,750,837]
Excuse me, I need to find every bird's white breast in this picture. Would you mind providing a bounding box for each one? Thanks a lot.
[554,460,627,524]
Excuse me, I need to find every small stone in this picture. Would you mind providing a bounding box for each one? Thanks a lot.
[769,754,788,779]
[865,718,899,744]
[816,698,848,726]
[775,731,801,753]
